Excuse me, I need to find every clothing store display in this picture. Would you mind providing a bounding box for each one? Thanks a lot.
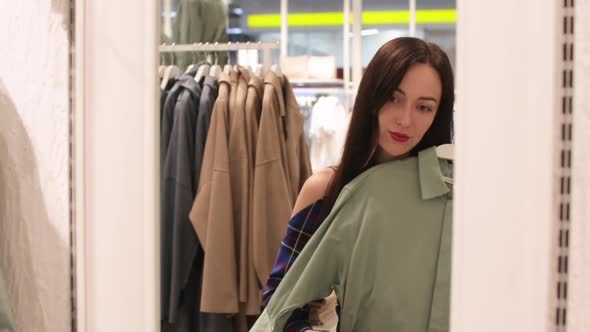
[195,76,219,190]
[252,72,312,292]
[0,268,14,332]
[161,78,178,127]
[251,147,453,332]
[243,75,264,314]
[161,73,202,323]
[173,0,228,69]
[227,67,259,315]
[190,70,239,314]
[161,74,195,170]
[161,67,233,331]
[309,96,350,172]
[160,46,312,329]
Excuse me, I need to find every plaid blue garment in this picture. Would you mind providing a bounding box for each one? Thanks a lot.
[262,199,326,332]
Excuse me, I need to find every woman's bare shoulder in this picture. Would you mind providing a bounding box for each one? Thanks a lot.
[291,168,336,218]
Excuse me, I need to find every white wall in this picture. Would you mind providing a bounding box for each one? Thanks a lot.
[453,0,558,331]
[0,0,71,331]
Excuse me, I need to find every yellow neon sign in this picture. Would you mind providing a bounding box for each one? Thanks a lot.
[247,9,457,28]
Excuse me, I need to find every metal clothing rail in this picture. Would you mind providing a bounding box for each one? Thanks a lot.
[159,42,280,70]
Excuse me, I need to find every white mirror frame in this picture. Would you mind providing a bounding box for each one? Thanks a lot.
[454,0,557,329]
[454,0,590,330]
[73,0,160,330]
[570,0,590,328]
[71,0,590,331]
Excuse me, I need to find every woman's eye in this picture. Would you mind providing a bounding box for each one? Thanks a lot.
[419,105,433,112]
[390,96,400,103]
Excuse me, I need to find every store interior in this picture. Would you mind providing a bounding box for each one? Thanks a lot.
[1,0,589,331]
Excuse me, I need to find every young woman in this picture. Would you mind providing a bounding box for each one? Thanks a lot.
[261,37,454,332]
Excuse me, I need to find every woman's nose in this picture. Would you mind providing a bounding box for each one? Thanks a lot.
[396,107,412,128]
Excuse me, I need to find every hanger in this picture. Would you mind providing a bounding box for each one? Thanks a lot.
[161,51,181,90]
[271,63,283,79]
[159,49,167,79]
[436,144,454,184]
[194,49,211,83]
[206,52,214,65]
[161,66,181,90]
[185,44,199,73]
[435,144,454,161]
[195,63,210,83]
[209,48,222,80]
[254,64,264,77]
[223,42,233,74]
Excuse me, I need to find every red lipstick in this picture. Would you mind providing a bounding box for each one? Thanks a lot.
[390,131,410,143]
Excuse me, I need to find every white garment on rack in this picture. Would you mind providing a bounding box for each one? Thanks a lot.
[309,96,350,173]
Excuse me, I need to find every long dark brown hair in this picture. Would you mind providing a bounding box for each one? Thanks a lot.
[320,37,455,220]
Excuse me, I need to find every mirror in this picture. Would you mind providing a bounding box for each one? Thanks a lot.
[158,0,457,331]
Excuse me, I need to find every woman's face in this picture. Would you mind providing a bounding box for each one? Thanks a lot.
[376,63,442,162]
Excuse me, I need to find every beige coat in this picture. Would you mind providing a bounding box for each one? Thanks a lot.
[189,70,239,314]
[244,74,265,314]
[251,72,312,289]
[189,70,311,315]
[283,76,313,202]
[228,67,264,315]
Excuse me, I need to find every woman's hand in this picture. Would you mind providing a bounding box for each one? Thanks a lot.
[307,292,339,330]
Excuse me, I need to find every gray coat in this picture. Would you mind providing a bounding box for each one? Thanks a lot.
[161,72,235,332]
[161,77,202,323]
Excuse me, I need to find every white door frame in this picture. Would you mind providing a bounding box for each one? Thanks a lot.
[73,0,160,330]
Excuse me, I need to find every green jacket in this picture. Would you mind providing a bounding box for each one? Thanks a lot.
[0,268,14,332]
[250,147,453,332]
[172,0,229,69]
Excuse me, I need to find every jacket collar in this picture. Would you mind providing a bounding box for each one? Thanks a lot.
[263,71,286,117]
[230,68,239,84]
[217,70,233,84]
[184,61,206,77]
[237,65,251,83]
[418,147,451,200]
[177,76,202,99]
[203,75,218,90]
[248,75,263,97]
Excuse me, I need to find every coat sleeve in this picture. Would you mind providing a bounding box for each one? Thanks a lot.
[190,94,239,314]
[161,91,199,322]
[252,87,294,288]
[250,189,359,332]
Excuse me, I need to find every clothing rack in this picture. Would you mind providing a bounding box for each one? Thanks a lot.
[159,42,280,72]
